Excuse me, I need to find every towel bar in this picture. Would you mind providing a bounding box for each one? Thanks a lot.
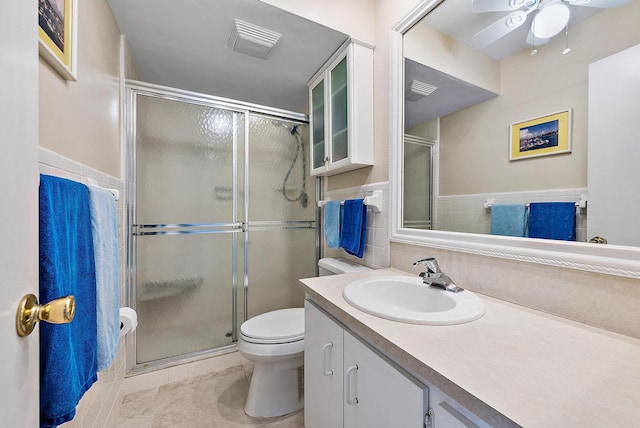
[483,196,587,210]
[317,190,382,213]
[86,177,120,201]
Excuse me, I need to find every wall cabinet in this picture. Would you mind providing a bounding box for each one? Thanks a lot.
[304,300,488,428]
[308,42,374,176]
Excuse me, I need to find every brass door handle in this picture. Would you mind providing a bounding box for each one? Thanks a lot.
[16,294,76,337]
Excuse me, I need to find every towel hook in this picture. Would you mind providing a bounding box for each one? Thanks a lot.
[16,294,76,337]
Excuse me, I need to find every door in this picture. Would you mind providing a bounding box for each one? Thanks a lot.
[131,94,242,364]
[304,301,344,428]
[588,44,640,246]
[343,331,428,427]
[0,0,39,425]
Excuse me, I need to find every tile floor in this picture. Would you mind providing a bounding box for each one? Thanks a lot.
[114,365,304,427]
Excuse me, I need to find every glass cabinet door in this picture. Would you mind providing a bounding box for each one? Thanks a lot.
[311,79,326,170]
[330,56,348,163]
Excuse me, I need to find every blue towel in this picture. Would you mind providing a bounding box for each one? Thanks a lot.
[340,199,367,258]
[324,200,341,249]
[490,204,527,237]
[88,185,120,372]
[528,202,576,241]
[39,175,98,428]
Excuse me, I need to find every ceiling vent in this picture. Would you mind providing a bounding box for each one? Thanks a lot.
[228,19,282,60]
[405,80,438,102]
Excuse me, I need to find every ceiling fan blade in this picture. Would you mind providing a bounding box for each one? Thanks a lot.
[565,0,631,8]
[473,10,530,47]
[472,0,521,13]
[526,29,549,46]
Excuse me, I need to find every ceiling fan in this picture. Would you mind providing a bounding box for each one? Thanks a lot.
[472,0,632,48]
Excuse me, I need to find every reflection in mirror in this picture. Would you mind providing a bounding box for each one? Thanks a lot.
[400,0,640,246]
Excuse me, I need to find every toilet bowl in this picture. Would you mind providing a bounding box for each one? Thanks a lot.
[238,308,304,418]
[238,258,371,418]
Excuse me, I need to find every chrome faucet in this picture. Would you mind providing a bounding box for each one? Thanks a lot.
[413,258,464,293]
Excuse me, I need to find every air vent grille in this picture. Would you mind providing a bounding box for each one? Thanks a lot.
[405,80,438,101]
[228,19,282,60]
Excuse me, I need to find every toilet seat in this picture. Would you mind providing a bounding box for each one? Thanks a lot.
[240,308,304,344]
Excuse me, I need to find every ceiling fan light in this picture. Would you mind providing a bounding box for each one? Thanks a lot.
[531,4,570,39]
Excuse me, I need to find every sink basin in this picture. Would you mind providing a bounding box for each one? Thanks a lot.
[343,276,485,325]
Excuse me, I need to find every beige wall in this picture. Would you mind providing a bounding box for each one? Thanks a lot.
[404,22,500,94]
[39,0,122,178]
[439,2,640,195]
[260,0,376,45]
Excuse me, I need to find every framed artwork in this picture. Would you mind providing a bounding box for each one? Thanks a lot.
[38,0,78,81]
[510,109,571,161]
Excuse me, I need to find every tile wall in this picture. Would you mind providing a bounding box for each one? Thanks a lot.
[39,148,127,427]
[323,181,390,269]
[435,187,588,242]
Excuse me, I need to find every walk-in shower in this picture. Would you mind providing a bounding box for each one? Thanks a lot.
[125,82,317,373]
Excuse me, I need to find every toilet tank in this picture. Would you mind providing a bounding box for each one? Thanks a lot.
[318,257,372,276]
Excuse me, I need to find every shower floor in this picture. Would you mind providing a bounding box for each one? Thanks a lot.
[114,364,304,427]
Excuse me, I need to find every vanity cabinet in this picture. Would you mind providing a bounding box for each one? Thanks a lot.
[304,300,428,427]
[308,42,374,176]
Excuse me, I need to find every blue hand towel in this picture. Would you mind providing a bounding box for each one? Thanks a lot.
[490,204,527,237]
[324,200,341,249]
[340,199,367,258]
[528,202,576,241]
[39,175,98,428]
[88,185,120,372]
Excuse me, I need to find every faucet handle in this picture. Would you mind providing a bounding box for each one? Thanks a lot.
[413,257,441,273]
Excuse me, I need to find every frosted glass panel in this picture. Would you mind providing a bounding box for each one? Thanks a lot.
[404,141,432,230]
[246,229,316,318]
[331,57,348,162]
[248,116,316,221]
[136,234,234,363]
[311,81,326,170]
[136,95,236,225]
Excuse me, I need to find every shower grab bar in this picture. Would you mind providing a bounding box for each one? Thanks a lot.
[134,222,243,236]
[317,189,382,213]
[246,220,315,231]
[86,177,120,201]
[136,222,243,229]
[134,220,315,236]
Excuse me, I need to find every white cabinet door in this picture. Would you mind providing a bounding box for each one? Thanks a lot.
[304,301,344,428]
[343,331,428,428]
[308,42,373,176]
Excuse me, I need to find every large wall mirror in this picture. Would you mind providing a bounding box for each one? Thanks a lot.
[390,0,640,278]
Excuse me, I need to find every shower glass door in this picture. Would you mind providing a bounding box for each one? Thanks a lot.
[128,84,316,369]
[133,94,244,364]
[246,116,316,319]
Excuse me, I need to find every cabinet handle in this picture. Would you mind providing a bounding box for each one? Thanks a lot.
[322,342,333,376]
[345,364,359,405]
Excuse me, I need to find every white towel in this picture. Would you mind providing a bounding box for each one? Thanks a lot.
[88,185,120,372]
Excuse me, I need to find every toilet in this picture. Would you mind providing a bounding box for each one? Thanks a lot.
[238,257,371,418]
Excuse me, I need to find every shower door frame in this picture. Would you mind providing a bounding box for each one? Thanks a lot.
[124,80,313,375]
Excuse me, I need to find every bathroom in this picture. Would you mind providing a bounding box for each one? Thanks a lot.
[3,0,640,426]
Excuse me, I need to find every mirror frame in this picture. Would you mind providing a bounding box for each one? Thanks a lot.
[389,0,640,279]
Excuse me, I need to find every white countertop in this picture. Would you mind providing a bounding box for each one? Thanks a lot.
[300,268,640,428]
